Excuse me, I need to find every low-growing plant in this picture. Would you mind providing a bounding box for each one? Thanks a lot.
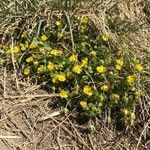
[1,14,144,125]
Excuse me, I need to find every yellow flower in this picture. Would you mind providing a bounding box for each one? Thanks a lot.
[72,64,82,74]
[83,86,93,96]
[101,35,109,42]
[81,58,88,67]
[47,62,55,71]
[111,94,120,101]
[13,46,20,53]
[115,64,122,70]
[57,74,66,82]
[69,54,78,62]
[26,56,33,63]
[37,65,46,74]
[101,85,109,92]
[116,59,124,66]
[40,34,48,42]
[135,63,143,72]
[81,16,88,24]
[115,59,124,70]
[122,108,129,116]
[59,90,69,99]
[23,68,30,75]
[127,75,136,85]
[80,101,87,108]
[66,71,74,79]
[96,65,106,73]
[55,21,61,27]
[50,49,61,56]
[90,51,97,57]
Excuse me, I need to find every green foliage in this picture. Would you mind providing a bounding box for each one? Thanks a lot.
[1,15,144,125]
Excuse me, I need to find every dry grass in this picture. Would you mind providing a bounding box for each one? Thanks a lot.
[0,0,150,149]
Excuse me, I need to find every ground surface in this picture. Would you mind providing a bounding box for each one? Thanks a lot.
[0,73,149,150]
[0,0,150,150]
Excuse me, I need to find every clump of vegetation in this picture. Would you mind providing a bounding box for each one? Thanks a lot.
[1,15,144,125]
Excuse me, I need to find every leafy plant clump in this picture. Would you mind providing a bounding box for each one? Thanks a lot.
[1,15,144,125]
